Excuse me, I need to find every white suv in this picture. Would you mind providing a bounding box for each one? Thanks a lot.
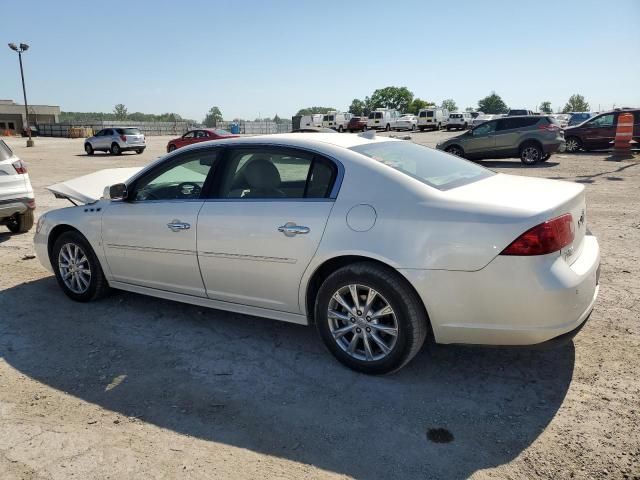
[0,139,35,233]
[84,127,146,155]
[447,112,472,130]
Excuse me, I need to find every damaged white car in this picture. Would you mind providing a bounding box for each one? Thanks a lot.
[35,133,600,373]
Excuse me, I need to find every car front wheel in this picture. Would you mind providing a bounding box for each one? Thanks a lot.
[565,136,581,153]
[445,145,464,157]
[52,231,110,302]
[315,262,428,374]
[84,143,94,155]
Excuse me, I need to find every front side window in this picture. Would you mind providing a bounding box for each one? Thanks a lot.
[350,141,493,191]
[220,148,336,199]
[587,114,614,128]
[131,150,217,201]
[183,131,195,139]
[427,111,434,117]
[473,121,497,136]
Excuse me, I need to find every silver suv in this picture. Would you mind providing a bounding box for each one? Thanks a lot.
[436,116,565,165]
[0,139,35,233]
[84,127,146,155]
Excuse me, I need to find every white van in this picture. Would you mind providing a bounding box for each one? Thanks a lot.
[367,109,400,131]
[322,111,352,132]
[447,112,473,130]
[417,108,449,131]
[299,114,324,128]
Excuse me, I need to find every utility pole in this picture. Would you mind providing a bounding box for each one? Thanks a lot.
[8,42,34,147]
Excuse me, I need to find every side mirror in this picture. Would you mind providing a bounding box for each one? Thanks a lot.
[108,183,128,200]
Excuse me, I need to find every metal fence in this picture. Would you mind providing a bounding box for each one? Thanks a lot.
[216,121,292,135]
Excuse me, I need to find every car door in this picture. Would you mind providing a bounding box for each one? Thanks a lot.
[582,113,617,150]
[92,129,107,149]
[101,147,220,296]
[464,120,497,157]
[493,117,527,155]
[197,146,338,313]
[177,131,195,149]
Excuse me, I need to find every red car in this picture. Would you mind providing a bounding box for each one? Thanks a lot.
[166,128,239,152]
[347,116,367,132]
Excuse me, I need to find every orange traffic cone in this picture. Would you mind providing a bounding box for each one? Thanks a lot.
[610,112,635,159]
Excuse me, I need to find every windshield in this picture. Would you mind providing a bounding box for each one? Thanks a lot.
[350,141,494,191]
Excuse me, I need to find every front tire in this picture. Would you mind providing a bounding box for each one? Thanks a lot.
[520,142,543,165]
[445,145,464,157]
[168,144,177,152]
[6,209,34,233]
[52,231,110,302]
[315,262,428,374]
[338,125,343,132]
[565,136,581,153]
[110,143,121,155]
[411,124,416,131]
[84,143,94,155]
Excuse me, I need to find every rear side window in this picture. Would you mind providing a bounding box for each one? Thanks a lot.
[119,128,141,135]
[427,111,434,117]
[0,139,14,161]
[497,117,539,131]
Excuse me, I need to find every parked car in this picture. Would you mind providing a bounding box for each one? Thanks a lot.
[347,116,367,132]
[394,114,418,131]
[567,112,594,127]
[85,127,146,155]
[299,114,324,129]
[167,128,239,152]
[447,112,473,130]
[367,109,400,131]
[552,114,570,128]
[291,127,337,133]
[563,109,640,153]
[322,112,352,132]
[417,108,449,131]
[471,114,496,128]
[0,139,35,233]
[507,109,535,116]
[470,111,483,119]
[37,132,599,374]
[436,115,565,165]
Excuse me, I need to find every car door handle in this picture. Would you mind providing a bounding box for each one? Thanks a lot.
[167,220,191,232]
[278,222,310,237]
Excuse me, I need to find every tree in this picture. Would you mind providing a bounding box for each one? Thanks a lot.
[477,92,509,114]
[295,106,335,116]
[441,99,457,112]
[539,101,553,114]
[113,104,128,120]
[562,94,589,113]
[349,99,366,116]
[406,98,434,115]
[369,86,414,113]
[203,106,223,127]
[273,114,282,124]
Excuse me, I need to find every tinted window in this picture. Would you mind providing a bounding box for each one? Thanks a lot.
[183,131,195,139]
[132,150,217,201]
[419,111,426,117]
[587,114,615,128]
[220,148,336,199]
[450,114,462,118]
[427,111,434,117]
[350,141,494,191]
[213,129,231,136]
[0,139,14,161]
[116,128,141,135]
[472,121,497,136]
[496,117,539,131]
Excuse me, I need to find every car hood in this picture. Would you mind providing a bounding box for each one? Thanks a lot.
[47,167,142,204]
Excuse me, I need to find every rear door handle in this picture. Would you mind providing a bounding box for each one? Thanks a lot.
[278,222,310,237]
[167,220,191,232]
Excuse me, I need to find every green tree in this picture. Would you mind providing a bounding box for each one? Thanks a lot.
[369,86,414,113]
[349,99,366,116]
[406,98,434,114]
[562,94,590,113]
[295,106,335,116]
[441,99,458,112]
[203,106,223,127]
[539,101,553,114]
[113,104,128,120]
[477,92,509,114]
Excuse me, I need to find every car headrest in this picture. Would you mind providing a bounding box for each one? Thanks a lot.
[244,159,281,190]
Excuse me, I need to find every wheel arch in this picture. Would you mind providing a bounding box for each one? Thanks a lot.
[47,224,83,261]
[518,138,543,153]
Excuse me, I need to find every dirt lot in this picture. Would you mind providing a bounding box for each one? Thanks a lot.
[1,133,639,480]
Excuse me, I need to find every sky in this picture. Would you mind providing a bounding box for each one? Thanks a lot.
[1,0,639,122]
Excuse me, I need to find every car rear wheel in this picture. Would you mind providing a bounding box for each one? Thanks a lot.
[52,231,110,302]
[437,123,442,130]
[419,127,425,132]
[135,148,144,154]
[315,262,428,374]
[411,124,416,131]
[84,143,94,155]
[565,136,581,153]
[445,145,464,157]
[110,143,121,155]
[520,142,543,165]
[6,209,34,233]
[338,125,343,132]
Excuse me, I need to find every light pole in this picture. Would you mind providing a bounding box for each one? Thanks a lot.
[8,42,34,147]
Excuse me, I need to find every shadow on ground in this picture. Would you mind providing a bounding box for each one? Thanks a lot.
[0,277,575,479]
[480,160,559,169]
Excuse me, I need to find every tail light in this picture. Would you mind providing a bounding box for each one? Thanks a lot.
[501,214,574,256]
[12,160,27,174]
[538,123,560,132]
[120,135,127,142]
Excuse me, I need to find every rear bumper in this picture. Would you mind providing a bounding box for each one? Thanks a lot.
[543,141,565,154]
[0,196,34,220]
[121,145,145,151]
[400,235,600,346]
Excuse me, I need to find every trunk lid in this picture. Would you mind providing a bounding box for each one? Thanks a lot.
[47,167,142,204]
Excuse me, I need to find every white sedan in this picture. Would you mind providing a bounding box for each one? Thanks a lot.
[34,133,600,374]
[394,114,418,131]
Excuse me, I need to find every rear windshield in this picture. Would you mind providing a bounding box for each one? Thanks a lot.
[450,114,462,118]
[0,139,14,161]
[350,141,494,191]
[116,128,142,135]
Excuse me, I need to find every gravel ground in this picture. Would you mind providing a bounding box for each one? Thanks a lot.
[0,132,639,480]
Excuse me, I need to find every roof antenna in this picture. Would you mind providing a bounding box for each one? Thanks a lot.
[358,130,376,139]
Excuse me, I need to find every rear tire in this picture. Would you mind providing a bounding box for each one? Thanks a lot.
[419,127,425,132]
[437,123,442,130]
[6,209,34,233]
[52,231,110,302]
[135,148,144,154]
[541,153,551,161]
[520,142,543,165]
[315,262,428,374]
[338,125,343,132]
[110,143,121,155]
[84,143,94,155]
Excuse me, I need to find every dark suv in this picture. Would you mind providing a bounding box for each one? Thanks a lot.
[436,116,565,165]
[563,109,640,153]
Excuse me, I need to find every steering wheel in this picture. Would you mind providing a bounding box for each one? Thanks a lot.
[176,182,202,198]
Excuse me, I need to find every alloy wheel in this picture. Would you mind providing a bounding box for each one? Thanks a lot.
[58,242,92,294]
[522,146,540,164]
[566,138,579,153]
[327,284,399,362]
